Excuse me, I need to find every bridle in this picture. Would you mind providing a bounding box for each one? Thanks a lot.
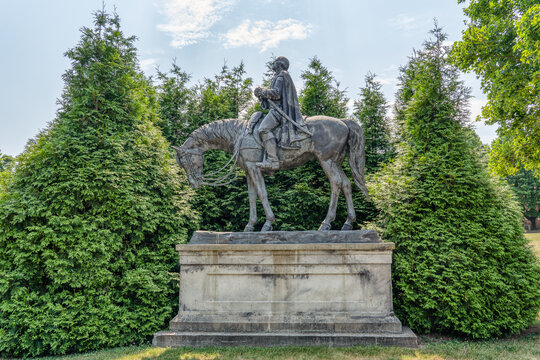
[176,124,247,187]
[177,146,204,185]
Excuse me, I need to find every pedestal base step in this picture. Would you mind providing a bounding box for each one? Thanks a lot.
[153,327,418,348]
[169,314,403,333]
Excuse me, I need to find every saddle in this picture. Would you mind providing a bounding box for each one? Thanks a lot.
[241,113,311,152]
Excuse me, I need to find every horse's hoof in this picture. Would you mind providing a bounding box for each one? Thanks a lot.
[260,223,273,232]
[244,225,255,232]
[341,223,353,231]
[318,223,331,231]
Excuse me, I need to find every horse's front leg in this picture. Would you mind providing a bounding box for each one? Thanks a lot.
[247,164,275,232]
[244,175,257,232]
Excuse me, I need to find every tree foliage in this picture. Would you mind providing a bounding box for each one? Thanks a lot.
[0,11,197,357]
[155,62,193,145]
[299,57,348,118]
[290,56,376,230]
[452,0,540,175]
[0,152,14,173]
[507,168,540,230]
[156,62,253,231]
[353,73,395,172]
[156,56,376,231]
[371,26,540,339]
[0,152,15,195]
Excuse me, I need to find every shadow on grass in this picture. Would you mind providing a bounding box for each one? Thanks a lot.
[108,345,416,360]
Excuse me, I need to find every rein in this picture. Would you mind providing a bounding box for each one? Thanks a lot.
[181,123,247,187]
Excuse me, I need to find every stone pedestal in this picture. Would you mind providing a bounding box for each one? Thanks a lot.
[153,230,417,347]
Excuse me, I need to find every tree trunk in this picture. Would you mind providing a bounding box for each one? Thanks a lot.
[525,216,537,231]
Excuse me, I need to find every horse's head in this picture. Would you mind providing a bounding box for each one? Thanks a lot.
[172,145,204,189]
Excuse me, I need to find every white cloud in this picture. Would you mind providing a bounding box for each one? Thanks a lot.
[140,58,157,72]
[383,64,400,73]
[156,0,237,48]
[223,19,312,53]
[388,14,419,31]
[378,77,396,86]
[376,64,399,86]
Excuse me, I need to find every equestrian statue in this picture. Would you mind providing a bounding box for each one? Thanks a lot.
[173,56,369,232]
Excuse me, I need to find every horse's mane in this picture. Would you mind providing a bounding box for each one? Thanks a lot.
[190,118,245,149]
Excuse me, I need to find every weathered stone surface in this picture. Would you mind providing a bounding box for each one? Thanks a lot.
[190,229,381,244]
[153,327,418,347]
[175,244,394,317]
[169,313,403,333]
[153,231,417,347]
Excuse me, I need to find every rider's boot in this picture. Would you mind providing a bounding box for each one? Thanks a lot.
[257,134,280,170]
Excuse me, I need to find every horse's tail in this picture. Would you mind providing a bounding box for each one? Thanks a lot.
[343,119,369,200]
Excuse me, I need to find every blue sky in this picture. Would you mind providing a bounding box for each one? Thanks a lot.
[0,0,496,156]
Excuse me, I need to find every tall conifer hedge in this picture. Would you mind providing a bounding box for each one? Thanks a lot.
[371,27,540,339]
[0,11,196,357]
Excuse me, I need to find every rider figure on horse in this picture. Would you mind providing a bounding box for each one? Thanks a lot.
[249,56,308,171]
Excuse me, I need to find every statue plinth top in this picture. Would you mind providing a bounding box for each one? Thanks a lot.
[188,229,381,245]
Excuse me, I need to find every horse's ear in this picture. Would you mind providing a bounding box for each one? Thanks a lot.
[171,145,182,153]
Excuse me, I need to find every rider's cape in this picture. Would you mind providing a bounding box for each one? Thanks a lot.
[262,70,306,148]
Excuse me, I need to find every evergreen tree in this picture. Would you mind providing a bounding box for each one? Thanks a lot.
[0,11,196,357]
[155,62,193,144]
[157,62,253,231]
[371,26,540,339]
[299,56,348,118]
[353,73,395,172]
[191,64,254,230]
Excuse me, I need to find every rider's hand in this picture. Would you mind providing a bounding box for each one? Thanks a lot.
[254,87,263,97]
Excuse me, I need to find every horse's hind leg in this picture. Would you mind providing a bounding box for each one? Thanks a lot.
[318,159,341,231]
[244,175,257,232]
[338,167,356,230]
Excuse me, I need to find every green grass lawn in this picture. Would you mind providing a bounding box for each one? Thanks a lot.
[525,231,540,258]
[14,323,539,360]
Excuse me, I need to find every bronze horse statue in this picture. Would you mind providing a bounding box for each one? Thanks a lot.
[172,116,369,232]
